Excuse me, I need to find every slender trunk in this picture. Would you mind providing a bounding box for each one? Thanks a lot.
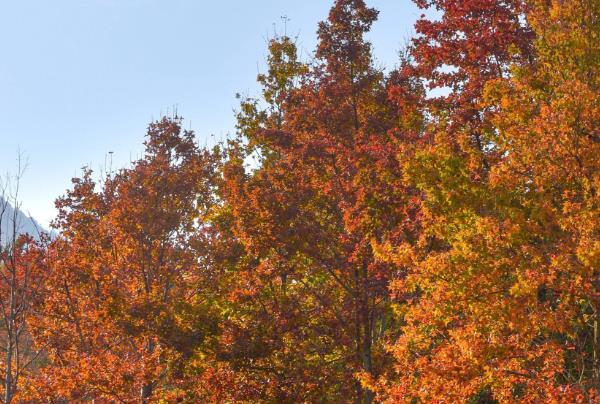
[140,383,153,404]
[354,267,363,404]
[362,295,373,404]
[5,337,13,404]
[5,274,16,404]
[353,266,375,404]
[594,318,599,380]
[361,262,374,404]
[140,339,155,403]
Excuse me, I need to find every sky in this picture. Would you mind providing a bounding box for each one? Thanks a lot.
[0,0,422,228]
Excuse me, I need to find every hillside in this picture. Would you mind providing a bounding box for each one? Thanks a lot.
[0,197,47,243]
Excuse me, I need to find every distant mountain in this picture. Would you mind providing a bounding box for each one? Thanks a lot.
[0,197,49,244]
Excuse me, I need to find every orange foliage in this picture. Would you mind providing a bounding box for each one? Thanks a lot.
[13,1,599,402]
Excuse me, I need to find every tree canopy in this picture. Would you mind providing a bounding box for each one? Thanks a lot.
[1,0,598,402]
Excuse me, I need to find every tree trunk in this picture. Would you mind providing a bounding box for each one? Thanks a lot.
[4,279,16,404]
[5,337,13,404]
[140,339,155,403]
[362,302,373,404]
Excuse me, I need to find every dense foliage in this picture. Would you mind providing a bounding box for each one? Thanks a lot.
[1,0,597,402]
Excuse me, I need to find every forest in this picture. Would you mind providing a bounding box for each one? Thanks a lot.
[0,0,598,402]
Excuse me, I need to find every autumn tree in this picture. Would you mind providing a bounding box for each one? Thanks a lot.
[16,0,597,402]
[208,1,423,402]
[377,0,599,401]
[29,117,220,401]
[481,0,599,398]
[0,167,47,404]
[193,35,355,402]
[408,0,534,178]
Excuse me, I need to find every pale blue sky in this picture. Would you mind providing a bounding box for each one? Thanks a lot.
[0,0,421,227]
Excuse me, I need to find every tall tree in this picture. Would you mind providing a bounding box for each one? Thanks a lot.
[213,1,422,402]
[0,165,47,404]
[378,0,599,401]
[408,0,534,178]
[29,118,219,401]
